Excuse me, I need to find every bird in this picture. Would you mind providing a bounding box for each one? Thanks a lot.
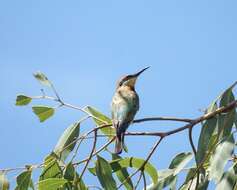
[111,67,149,154]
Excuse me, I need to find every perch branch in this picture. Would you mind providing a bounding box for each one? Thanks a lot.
[2,99,237,178]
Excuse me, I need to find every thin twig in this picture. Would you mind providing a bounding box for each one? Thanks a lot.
[142,171,147,190]
[0,164,41,173]
[70,116,92,162]
[50,82,63,103]
[79,129,98,180]
[74,137,115,166]
[31,95,110,124]
[188,126,197,156]
[188,126,198,190]
[134,171,143,190]
[59,124,112,160]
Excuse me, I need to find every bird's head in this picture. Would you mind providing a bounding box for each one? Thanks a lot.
[116,67,149,89]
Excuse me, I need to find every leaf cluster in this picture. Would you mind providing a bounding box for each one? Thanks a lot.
[1,72,236,189]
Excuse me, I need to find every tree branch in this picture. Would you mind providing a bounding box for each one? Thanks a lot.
[134,117,192,123]
[3,98,237,177]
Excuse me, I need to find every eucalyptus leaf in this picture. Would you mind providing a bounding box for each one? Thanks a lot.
[54,122,80,161]
[179,177,209,190]
[220,86,236,107]
[110,157,158,185]
[32,106,54,122]
[29,179,35,190]
[86,106,115,138]
[96,156,117,190]
[146,152,193,190]
[64,162,75,181]
[146,169,176,190]
[73,173,88,190]
[15,95,32,106]
[218,88,236,138]
[88,167,96,176]
[216,164,237,190]
[39,153,62,181]
[206,101,218,113]
[169,152,193,175]
[15,170,32,190]
[38,178,68,190]
[0,172,9,190]
[218,111,236,139]
[196,118,217,165]
[208,134,235,182]
[112,154,133,190]
[33,71,51,87]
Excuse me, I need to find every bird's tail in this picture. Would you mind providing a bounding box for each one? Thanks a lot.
[114,131,124,154]
[115,136,123,154]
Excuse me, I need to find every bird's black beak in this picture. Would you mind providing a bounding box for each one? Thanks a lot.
[133,66,150,77]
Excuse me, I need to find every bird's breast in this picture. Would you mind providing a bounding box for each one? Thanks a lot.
[111,87,139,123]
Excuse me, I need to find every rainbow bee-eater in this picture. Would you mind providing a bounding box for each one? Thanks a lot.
[111,67,149,154]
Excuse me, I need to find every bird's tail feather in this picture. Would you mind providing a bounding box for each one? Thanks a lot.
[115,136,122,154]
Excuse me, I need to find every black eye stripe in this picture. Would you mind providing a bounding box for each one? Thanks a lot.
[118,75,134,86]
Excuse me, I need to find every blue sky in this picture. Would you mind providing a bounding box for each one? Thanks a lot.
[1,0,237,188]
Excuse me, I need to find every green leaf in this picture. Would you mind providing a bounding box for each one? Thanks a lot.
[73,173,88,190]
[64,162,75,181]
[206,101,218,113]
[216,164,237,190]
[147,152,193,190]
[96,156,117,190]
[15,95,32,106]
[29,179,35,190]
[218,111,236,139]
[0,172,9,190]
[201,134,219,170]
[206,81,237,114]
[54,122,80,161]
[88,167,96,176]
[179,167,209,190]
[167,176,177,190]
[208,134,235,182]
[112,154,133,190]
[169,152,193,175]
[32,106,54,122]
[39,153,62,181]
[33,71,51,87]
[179,177,209,190]
[146,169,176,190]
[86,106,115,138]
[15,170,32,190]
[110,157,158,185]
[219,88,236,138]
[38,178,68,190]
[183,167,196,184]
[220,85,236,107]
[196,118,217,164]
